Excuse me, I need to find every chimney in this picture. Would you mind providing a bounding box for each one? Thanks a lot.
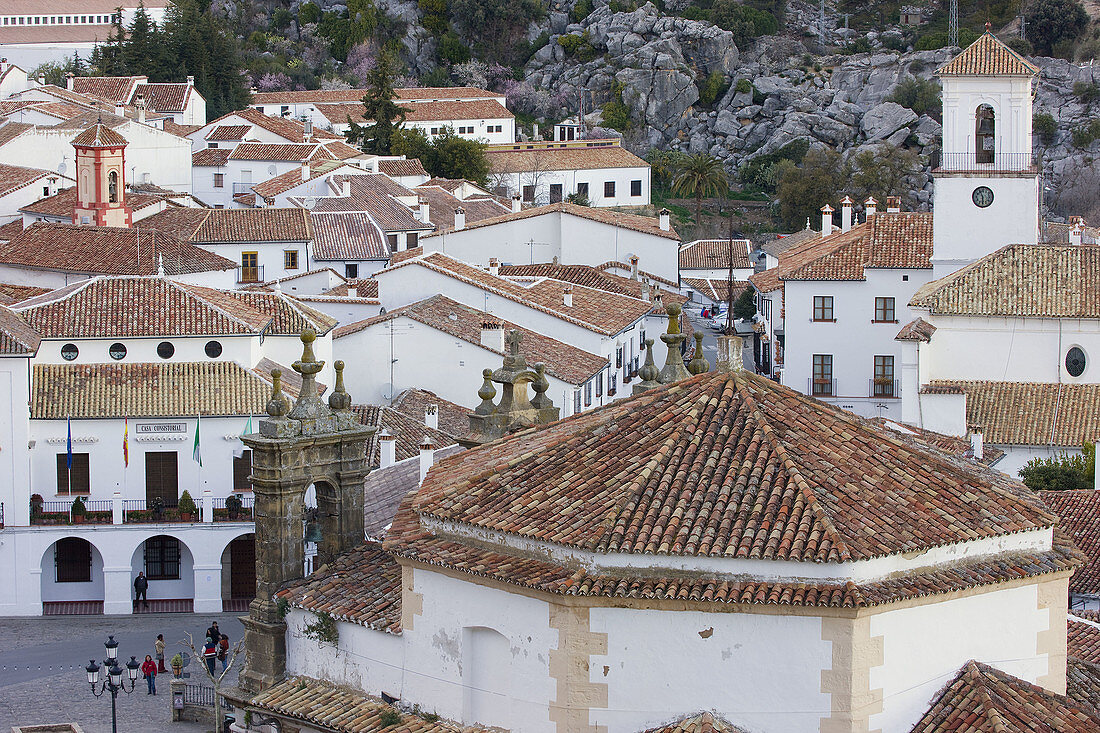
[454,207,466,231]
[886,196,901,213]
[304,118,313,141]
[113,102,125,117]
[135,93,146,124]
[37,75,45,86]
[821,204,834,237]
[378,429,396,468]
[563,283,573,307]
[659,208,670,231]
[1070,216,1085,245]
[968,426,984,461]
[864,196,878,219]
[512,194,521,213]
[418,197,430,223]
[64,71,73,90]
[642,278,651,302]
[481,320,505,351]
[629,255,639,280]
[301,162,310,181]
[488,257,499,276]
[840,196,853,233]
[419,436,435,485]
[425,404,438,430]
[0,59,7,75]
[187,75,195,86]
[342,180,351,197]
[348,286,358,298]
[47,176,58,196]
[532,122,539,139]
[716,335,744,372]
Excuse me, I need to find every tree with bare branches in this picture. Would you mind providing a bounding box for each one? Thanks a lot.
[179,631,244,733]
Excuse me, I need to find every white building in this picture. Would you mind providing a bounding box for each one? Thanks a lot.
[0,162,71,221]
[70,75,207,126]
[264,351,1077,733]
[487,139,651,208]
[419,201,680,283]
[678,237,754,282]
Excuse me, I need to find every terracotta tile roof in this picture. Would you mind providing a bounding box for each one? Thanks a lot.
[133,83,191,113]
[229,142,331,163]
[781,212,933,281]
[192,148,230,167]
[212,107,340,142]
[0,304,40,355]
[50,109,133,131]
[391,388,470,439]
[760,227,818,258]
[910,244,1100,317]
[0,219,22,242]
[396,87,499,101]
[1067,658,1100,712]
[337,294,609,384]
[162,120,202,137]
[322,140,367,160]
[15,277,271,338]
[363,445,464,537]
[189,208,312,243]
[31,361,274,419]
[1040,491,1100,596]
[252,89,371,105]
[421,201,679,242]
[1069,615,1100,664]
[0,223,234,276]
[927,380,1100,446]
[412,187,508,231]
[393,369,1063,569]
[19,188,163,218]
[223,290,338,336]
[597,260,678,287]
[680,239,752,270]
[205,124,250,141]
[379,158,428,178]
[352,403,459,467]
[71,123,128,148]
[71,76,140,104]
[682,277,751,305]
[250,159,346,199]
[487,143,649,173]
[641,712,748,733]
[0,162,56,198]
[870,418,1005,465]
[310,175,426,232]
[388,247,423,265]
[248,675,485,732]
[399,99,513,122]
[138,208,212,240]
[310,211,389,260]
[313,102,367,125]
[13,100,91,122]
[910,660,1100,732]
[895,317,937,342]
[937,31,1041,76]
[0,281,50,306]
[382,253,653,336]
[501,263,651,298]
[320,278,380,298]
[0,122,33,148]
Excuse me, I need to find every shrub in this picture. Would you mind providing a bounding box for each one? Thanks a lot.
[71,496,87,516]
[739,138,810,193]
[698,71,729,106]
[1019,443,1095,491]
[303,610,340,645]
[1034,112,1057,145]
[601,81,632,131]
[710,0,778,47]
[557,32,597,60]
[735,77,753,94]
[914,27,978,50]
[1071,119,1100,147]
[1005,36,1033,55]
[1074,80,1100,103]
[888,76,942,121]
[571,0,593,23]
[439,31,471,64]
[298,1,321,24]
[682,5,708,20]
[379,708,403,727]
[225,494,243,516]
[272,8,293,29]
[1024,0,1087,55]
[29,493,43,515]
[177,490,196,516]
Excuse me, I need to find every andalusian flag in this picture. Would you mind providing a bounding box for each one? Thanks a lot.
[66,416,72,470]
[192,415,202,467]
[233,415,253,458]
[123,418,129,467]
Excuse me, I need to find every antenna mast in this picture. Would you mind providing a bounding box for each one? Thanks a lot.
[949,0,959,48]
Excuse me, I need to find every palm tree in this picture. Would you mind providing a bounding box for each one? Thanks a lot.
[672,153,729,227]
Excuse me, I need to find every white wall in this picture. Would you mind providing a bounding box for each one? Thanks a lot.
[285,609,406,698]
[192,240,312,284]
[0,356,32,526]
[405,117,514,145]
[940,76,1033,162]
[931,175,1039,278]
[493,165,651,209]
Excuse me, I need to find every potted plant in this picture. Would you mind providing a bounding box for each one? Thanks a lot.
[29,493,43,518]
[170,653,184,677]
[70,496,87,524]
[177,491,196,522]
[150,496,165,521]
[225,493,243,520]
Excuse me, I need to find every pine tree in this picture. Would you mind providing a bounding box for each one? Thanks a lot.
[95,11,128,75]
[345,49,406,155]
[160,0,249,118]
[123,3,167,79]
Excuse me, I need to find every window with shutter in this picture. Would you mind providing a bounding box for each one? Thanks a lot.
[56,453,90,494]
[233,451,253,492]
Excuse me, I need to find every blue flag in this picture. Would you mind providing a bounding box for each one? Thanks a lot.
[66,416,72,470]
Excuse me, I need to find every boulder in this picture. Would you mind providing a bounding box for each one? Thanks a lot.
[861,102,918,140]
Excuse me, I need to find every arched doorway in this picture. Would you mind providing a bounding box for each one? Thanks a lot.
[41,536,104,615]
[220,533,256,612]
[462,626,512,728]
[130,534,195,613]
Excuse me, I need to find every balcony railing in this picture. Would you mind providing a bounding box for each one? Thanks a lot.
[232,182,254,194]
[931,150,1037,173]
[236,265,264,284]
[30,494,255,526]
[809,378,837,397]
[869,379,901,399]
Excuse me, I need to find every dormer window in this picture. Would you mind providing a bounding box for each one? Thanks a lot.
[108,170,119,203]
[975,105,995,164]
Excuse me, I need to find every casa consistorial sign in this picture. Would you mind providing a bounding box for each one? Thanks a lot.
[136,423,187,434]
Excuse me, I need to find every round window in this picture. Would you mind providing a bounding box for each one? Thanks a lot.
[205,340,223,358]
[108,343,127,360]
[156,341,175,359]
[1066,346,1086,377]
[60,343,79,361]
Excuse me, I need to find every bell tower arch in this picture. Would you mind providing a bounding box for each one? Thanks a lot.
[239,328,374,693]
[71,122,133,228]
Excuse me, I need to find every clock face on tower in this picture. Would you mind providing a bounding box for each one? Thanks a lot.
[972,186,994,208]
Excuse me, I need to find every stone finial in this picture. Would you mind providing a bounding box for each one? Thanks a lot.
[503,329,526,369]
[286,326,336,432]
[658,302,691,384]
[688,332,710,375]
[717,335,744,373]
[328,360,352,411]
[266,369,291,418]
[476,368,497,415]
[531,363,552,409]
[633,338,661,394]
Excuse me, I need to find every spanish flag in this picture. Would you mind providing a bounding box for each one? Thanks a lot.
[123,418,129,467]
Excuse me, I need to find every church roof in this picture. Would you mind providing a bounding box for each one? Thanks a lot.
[397,369,1055,564]
[937,31,1041,76]
[0,303,40,355]
[910,660,1100,732]
[1069,613,1100,665]
[1040,491,1100,596]
[70,122,129,148]
[641,712,749,733]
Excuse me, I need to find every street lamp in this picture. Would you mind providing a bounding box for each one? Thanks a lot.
[84,635,140,733]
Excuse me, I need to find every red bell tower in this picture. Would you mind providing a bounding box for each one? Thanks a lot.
[71,122,132,228]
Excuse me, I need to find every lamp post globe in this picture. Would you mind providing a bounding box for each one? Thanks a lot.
[104,635,119,661]
[83,635,139,733]
[85,660,100,686]
[126,656,141,682]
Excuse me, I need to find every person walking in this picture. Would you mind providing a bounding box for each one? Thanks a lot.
[202,637,217,676]
[133,571,149,610]
[155,634,166,673]
[205,621,220,644]
[141,655,157,695]
[217,633,229,670]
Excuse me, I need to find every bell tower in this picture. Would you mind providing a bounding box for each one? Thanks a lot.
[931,29,1040,278]
[71,122,132,228]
